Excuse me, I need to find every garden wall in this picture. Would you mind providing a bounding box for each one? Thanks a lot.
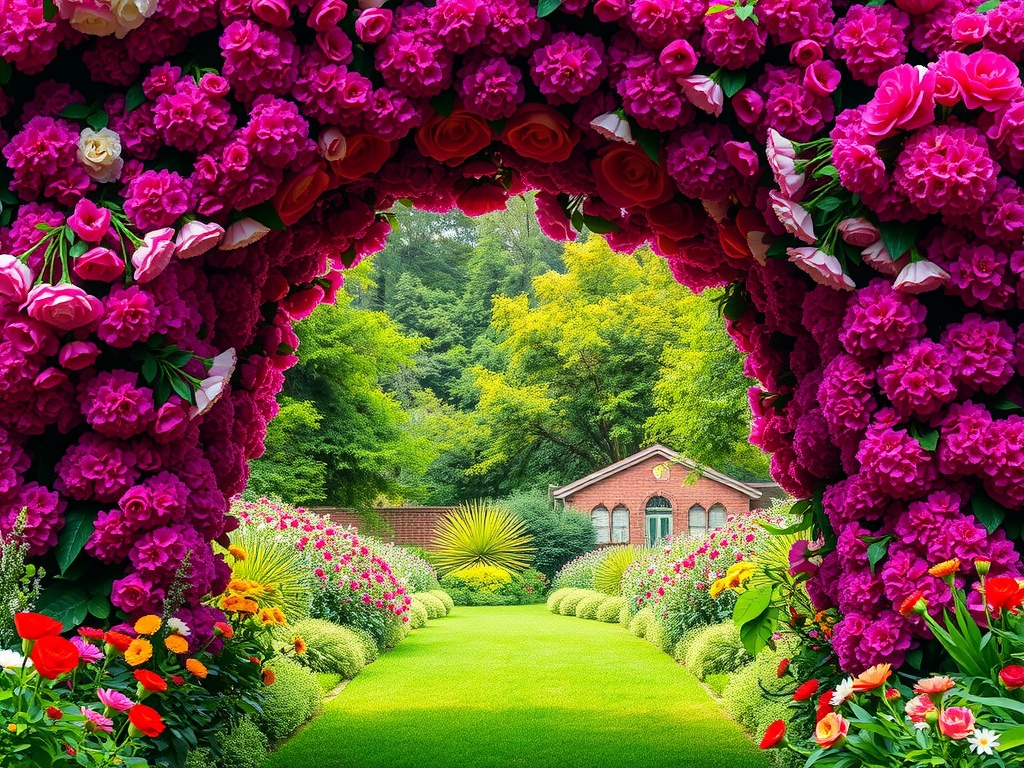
[315,507,454,550]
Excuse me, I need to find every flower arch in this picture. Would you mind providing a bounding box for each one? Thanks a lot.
[1,0,1023,672]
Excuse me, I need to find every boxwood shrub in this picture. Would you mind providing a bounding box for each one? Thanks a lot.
[429,589,455,613]
[596,596,626,623]
[628,607,653,637]
[253,656,322,742]
[415,591,448,619]
[678,623,753,681]
[575,594,607,620]
[557,590,590,616]
[217,717,269,768]
[408,597,429,628]
[290,618,367,679]
[546,587,576,612]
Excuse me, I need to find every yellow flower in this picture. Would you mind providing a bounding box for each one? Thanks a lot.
[272,607,286,625]
[709,578,728,599]
[133,615,162,636]
[226,579,251,594]
[124,638,153,667]
[7,723,16,733]
[928,559,961,578]
[258,608,275,625]
[185,658,208,679]
[725,561,756,590]
[164,634,189,654]
[220,595,259,615]
[294,636,306,655]
[228,545,248,561]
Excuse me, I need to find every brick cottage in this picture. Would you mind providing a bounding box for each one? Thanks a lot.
[551,444,763,546]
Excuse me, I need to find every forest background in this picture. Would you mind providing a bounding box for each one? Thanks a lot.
[246,197,770,513]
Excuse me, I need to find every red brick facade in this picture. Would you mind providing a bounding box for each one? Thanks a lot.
[553,445,762,546]
[312,507,453,550]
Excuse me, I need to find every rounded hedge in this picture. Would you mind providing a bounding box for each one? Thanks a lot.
[575,594,608,620]
[253,656,322,742]
[429,589,455,613]
[619,601,632,626]
[629,608,654,638]
[289,618,367,680]
[644,619,673,653]
[679,623,753,681]
[408,597,429,629]
[546,587,576,612]
[217,717,269,768]
[557,590,590,616]
[416,591,448,619]
[596,596,626,623]
[382,617,410,650]
[345,625,380,662]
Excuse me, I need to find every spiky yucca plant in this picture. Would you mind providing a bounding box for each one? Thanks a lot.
[593,545,642,596]
[221,524,314,624]
[431,500,535,576]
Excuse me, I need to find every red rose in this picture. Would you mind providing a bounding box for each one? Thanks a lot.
[128,704,166,738]
[134,669,168,694]
[592,144,674,209]
[501,104,580,163]
[14,612,62,641]
[104,631,133,652]
[415,109,493,166]
[30,636,81,680]
[46,707,63,720]
[816,691,833,722]
[717,221,752,261]
[982,576,1024,616]
[272,163,332,227]
[329,134,396,182]
[776,658,791,678]
[1000,665,1024,690]
[760,720,786,749]
[454,180,509,217]
[646,200,706,241]
[793,679,820,702]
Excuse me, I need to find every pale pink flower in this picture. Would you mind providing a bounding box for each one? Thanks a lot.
[97,688,133,712]
[220,218,270,250]
[680,75,724,116]
[317,128,348,161]
[80,707,114,733]
[131,228,175,284]
[747,231,770,265]
[788,247,856,291]
[861,240,902,276]
[770,191,816,244]
[190,376,226,419]
[589,112,634,144]
[837,217,881,247]
[0,255,34,303]
[905,694,937,723]
[175,221,224,260]
[894,259,949,294]
[208,347,237,379]
[767,129,797,162]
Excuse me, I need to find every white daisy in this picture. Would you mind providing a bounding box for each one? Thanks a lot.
[166,618,191,637]
[968,728,1000,756]
[0,649,31,670]
[830,676,856,707]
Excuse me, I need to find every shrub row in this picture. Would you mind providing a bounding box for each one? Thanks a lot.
[546,588,626,625]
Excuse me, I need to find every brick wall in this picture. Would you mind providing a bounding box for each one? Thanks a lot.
[311,507,453,550]
[562,455,756,545]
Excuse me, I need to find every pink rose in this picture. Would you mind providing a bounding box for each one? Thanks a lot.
[310,0,348,30]
[316,27,353,63]
[175,221,224,260]
[933,69,961,107]
[894,259,949,294]
[0,254,34,303]
[790,40,823,67]
[837,217,881,247]
[6,318,57,356]
[732,89,764,127]
[220,218,270,250]
[131,228,175,284]
[680,75,724,116]
[354,8,391,43]
[904,694,936,723]
[659,40,697,77]
[943,50,1021,112]
[724,141,759,177]
[863,65,936,138]
[23,283,104,331]
[199,73,231,98]
[951,13,988,46]
[938,707,975,740]
[59,340,101,370]
[251,0,291,26]
[281,286,324,320]
[68,199,112,244]
[770,191,816,244]
[152,396,190,442]
[861,240,904,276]
[787,247,855,291]
[804,61,842,97]
[74,247,125,283]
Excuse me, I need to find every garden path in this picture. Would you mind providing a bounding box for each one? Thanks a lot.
[265,604,769,768]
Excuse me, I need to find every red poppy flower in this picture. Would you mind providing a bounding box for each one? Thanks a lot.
[134,669,168,693]
[760,720,786,749]
[793,679,820,702]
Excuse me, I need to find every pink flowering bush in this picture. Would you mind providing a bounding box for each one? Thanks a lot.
[0,0,1020,696]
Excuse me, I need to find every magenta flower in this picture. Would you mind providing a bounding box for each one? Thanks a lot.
[97,688,133,712]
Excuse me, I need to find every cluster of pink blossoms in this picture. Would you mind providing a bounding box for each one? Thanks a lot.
[0,0,1022,677]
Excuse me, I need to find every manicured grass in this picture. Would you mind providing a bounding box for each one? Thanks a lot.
[267,605,769,768]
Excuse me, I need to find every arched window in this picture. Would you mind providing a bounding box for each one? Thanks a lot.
[688,504,708,538]
[612,505,630,543]
[645,496,673,546]
[591,505,610,544]
[709,503,728,530]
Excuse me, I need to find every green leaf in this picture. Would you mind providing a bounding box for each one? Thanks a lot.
[537,0,562,15]
[86,111,110,132]
[989,395,1023,413]
[338,246,359,268]
[705,2,731,11]
[397,198,413,208]
[738,613,774,656]
[581,215,621,235]
[815,196,843,213]
[69,240,89,260]
[43,0,58,21]
[59,104,92,120]
[429,90,456,118]
[976,0,1000,10]
[972,491,1009,534]
[167,350,194,368]
[241,201,286,231]
[383,211,401,232]
[170,374,192,402]
[633,126,661,165]
[0,59,11,87]
[911,426,939,452]
[124,84,146,115]
[718,69,746,99]
[86,595,111,620]
[55,510,95,576]
[34,585,90,629]
[879,220,920,260]
[722,290,747,322]
[813,165,839,179]
[141,356,158,383]
[865,536,892,576]
[733,582,773,627]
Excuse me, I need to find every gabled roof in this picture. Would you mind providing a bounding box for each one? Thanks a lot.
[552,444,762,500]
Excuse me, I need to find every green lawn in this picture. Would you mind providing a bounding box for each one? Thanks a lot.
[266,604,769,768]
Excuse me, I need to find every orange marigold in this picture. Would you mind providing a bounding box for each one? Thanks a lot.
[294,636,306,655]
[852,663,892,692]
[185,658,208,679]
[164,635,189,654]
[262,667,276,686]
[272,607,286,624]
[124,638,154,667]
[228,546,248,561]
[133,615,162,636]
[928,559,961,579]
[898,590,928,617]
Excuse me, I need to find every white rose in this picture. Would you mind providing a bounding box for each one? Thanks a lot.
[56,0,120,36]
[77,127,124,184]
[110,0,156,36]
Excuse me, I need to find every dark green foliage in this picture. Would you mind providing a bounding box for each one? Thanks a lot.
[217,718,268,768]
[502,491,596,578]
[252,657,322,742]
